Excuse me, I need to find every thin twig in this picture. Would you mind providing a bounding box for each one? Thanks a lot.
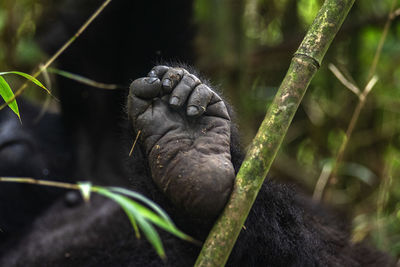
[0,177,80,190]
[129,130,141,157]
[329,64,360,96]
[0,0,113,110]
[313,0,397,201]
[336,75,378,163]
[34,64,53,123]
[312,163,332,201]
[367,0,398,81]
[48,68,120,90]
[314,75,379,201]
[363,75,379,98]
[333,96,364,173]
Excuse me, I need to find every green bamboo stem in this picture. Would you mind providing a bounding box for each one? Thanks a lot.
[194,0,355,266]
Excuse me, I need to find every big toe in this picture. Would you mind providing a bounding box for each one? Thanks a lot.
[129,77,161,99]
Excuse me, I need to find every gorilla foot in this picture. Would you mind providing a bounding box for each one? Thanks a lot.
[127,66,235,219]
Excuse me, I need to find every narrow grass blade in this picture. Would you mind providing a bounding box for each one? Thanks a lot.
[94,187,166,259]
[108,187,173,224]
[121,205,141,239]
[0,71,50,94]
[0,76,20,120]
[48,68,119,90]
[106,187,199,243]
[134,214,165,259]
[127,198,195,242]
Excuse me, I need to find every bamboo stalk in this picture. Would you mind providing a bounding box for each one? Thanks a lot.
[194,1,355,266]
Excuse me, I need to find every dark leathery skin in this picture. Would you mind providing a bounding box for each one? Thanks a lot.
[127,66,235,219]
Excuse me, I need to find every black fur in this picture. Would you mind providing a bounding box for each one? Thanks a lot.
[0,67,395,266]
[0,0,395,266]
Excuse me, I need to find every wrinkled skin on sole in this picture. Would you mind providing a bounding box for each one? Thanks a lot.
[127,66,235,219]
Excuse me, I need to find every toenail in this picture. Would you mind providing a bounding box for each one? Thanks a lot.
[163,79,172,88]
[187,106,199,116]
[148,70,157,77]
[146,77,158,84]
[170,96,180,106]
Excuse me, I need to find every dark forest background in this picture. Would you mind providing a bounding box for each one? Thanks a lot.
[0,0,399,258]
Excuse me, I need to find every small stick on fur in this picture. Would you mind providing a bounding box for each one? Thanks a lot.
[129,130,141,157]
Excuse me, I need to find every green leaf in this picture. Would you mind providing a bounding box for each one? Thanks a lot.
[127,198,194,241]
[107,187,197,243]
[93,186,199,258]
[133,214,165,259]
[108,187,173,224]
[121,205,141,239]
[0,71,50,94]
[0,76,20,120]
[94,187,166,259]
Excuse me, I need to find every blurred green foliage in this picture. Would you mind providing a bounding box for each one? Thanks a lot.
[0,0,399,259]
[195,0,400,258]
[0,0,48,104]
